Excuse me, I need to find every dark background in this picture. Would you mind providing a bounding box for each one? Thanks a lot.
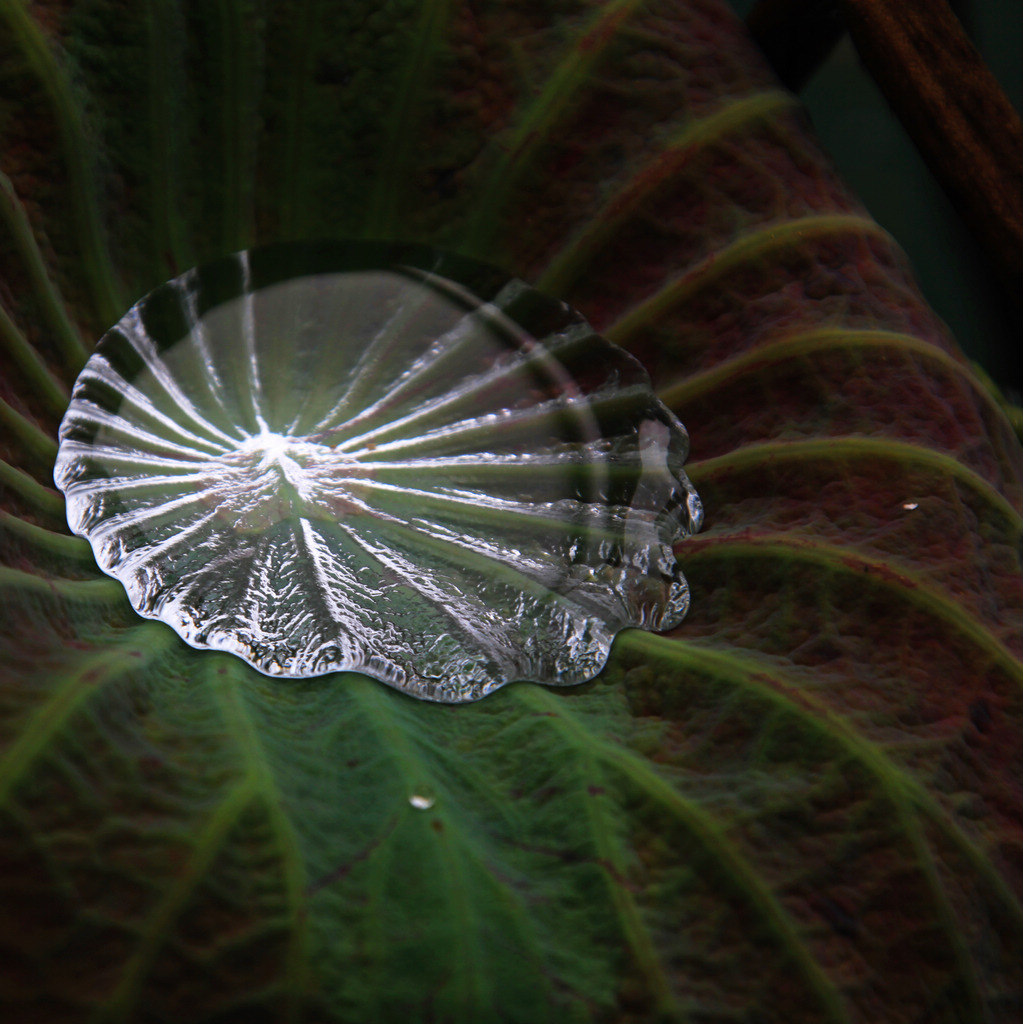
[727,0,1023,401]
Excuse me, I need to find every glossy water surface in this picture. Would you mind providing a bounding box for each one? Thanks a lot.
[54,242,702,701]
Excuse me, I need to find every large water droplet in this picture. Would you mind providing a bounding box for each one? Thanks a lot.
[54,241,702,702]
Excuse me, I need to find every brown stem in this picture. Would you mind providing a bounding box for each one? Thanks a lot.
[838,0,1023,305]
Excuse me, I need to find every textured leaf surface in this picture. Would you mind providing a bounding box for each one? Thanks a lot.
[1,1,1022,1022]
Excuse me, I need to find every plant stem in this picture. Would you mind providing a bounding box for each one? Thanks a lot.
[838,0,1023,317]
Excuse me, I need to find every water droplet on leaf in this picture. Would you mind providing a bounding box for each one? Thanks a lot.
[54,241,702,702]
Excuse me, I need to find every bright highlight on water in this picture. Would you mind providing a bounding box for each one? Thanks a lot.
[53,242,703,702]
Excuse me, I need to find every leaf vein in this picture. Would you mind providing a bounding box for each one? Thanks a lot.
[680,535,1023,691]
[213,660,310,1022]
[0,625,172,806]
[537,89,798,295]
[623,634,1023,984]
[687,436,1023,531]
[514,683,852,1023]
[605,214,892,344]
[0,5,124,327]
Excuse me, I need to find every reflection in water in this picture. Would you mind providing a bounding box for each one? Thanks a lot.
[54,242,702,702]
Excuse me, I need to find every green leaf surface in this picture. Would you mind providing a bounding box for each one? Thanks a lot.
[1,1,1021,1021]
